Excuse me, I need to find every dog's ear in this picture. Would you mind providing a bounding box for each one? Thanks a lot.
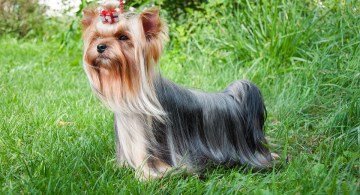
[140,8,162,39]
[82,6,97,30]
[140,8,168,65]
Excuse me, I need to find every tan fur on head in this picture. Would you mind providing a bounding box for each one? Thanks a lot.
[140,8,169,68]
[82,6,168,118]
[82,5,98,31]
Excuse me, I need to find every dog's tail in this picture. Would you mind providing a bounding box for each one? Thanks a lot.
[224,80,273,169]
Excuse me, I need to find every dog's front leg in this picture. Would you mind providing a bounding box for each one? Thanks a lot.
[135,157,172,180]
[114,114,171,180]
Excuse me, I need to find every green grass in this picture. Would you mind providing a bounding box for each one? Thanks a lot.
[1,0,359,194]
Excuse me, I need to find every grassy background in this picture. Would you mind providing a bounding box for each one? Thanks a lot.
[0,0,359,194]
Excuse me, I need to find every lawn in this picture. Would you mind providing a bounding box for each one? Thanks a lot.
[0,0,359,194]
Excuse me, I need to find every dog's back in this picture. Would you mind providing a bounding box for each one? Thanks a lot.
[153,77,273,171]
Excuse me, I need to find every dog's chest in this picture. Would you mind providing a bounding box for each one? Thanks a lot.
[114,114,150,168]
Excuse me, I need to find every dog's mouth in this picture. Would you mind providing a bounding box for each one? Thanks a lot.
[93,55,112,67]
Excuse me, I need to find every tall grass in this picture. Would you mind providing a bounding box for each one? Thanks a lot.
[0,0,359,193]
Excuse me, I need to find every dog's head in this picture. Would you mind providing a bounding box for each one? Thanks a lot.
[82,2,168,115]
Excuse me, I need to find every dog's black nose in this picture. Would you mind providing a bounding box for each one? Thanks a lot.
[97,44,107,53]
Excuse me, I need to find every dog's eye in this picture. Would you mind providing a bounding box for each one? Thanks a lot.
[118,35,129,41]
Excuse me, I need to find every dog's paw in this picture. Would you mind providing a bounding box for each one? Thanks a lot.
[271,152,280,160]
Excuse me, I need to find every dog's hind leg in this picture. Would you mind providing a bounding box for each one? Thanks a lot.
[224,80,274,168]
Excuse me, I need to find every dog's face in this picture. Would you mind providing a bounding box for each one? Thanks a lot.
[81,5,168,109]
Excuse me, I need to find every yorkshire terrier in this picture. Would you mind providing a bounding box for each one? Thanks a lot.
[82,1,276,180]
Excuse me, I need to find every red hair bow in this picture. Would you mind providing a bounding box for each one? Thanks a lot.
[99,0,125,24]
[100,9,119,24]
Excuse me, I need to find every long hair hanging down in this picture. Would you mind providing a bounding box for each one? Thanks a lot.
[147,77,272,171]
[82,2,274,179]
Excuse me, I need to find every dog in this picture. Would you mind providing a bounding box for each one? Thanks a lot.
[82,1,276,179]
